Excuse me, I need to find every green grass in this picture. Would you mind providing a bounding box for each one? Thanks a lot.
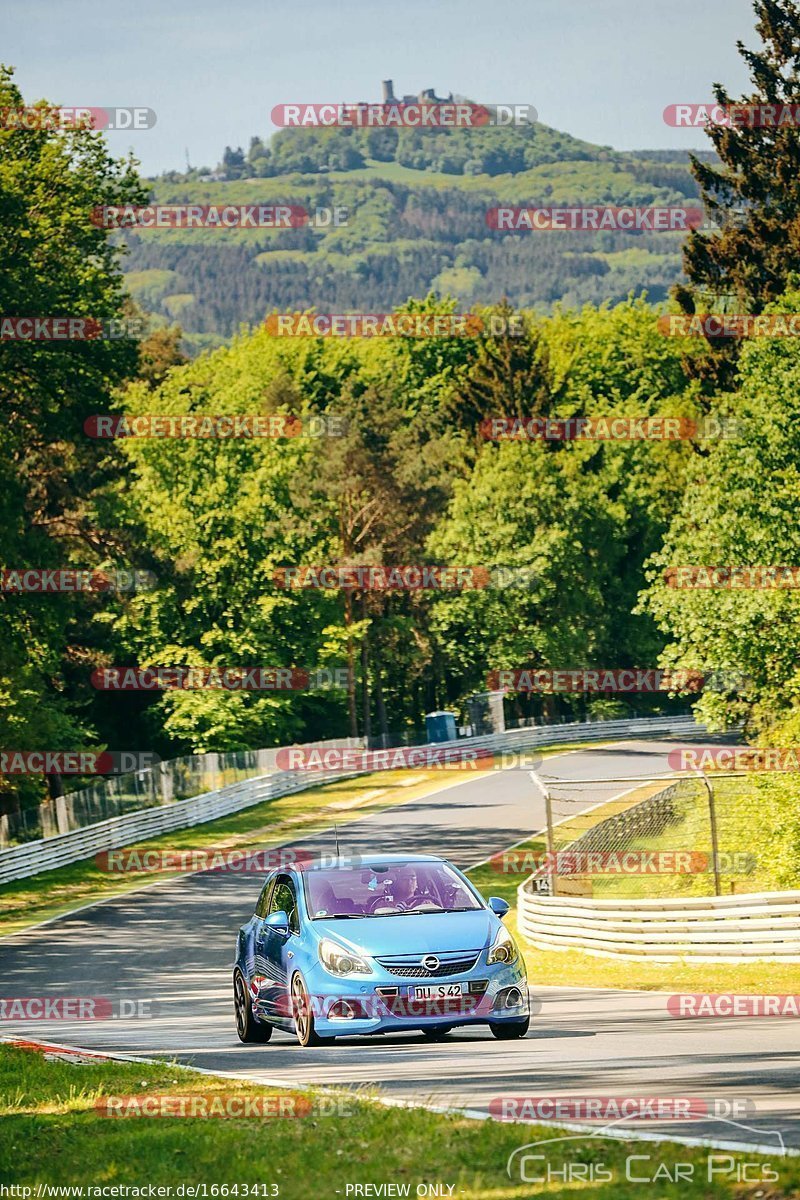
[124,268,179,295]
[592,247,671,266]
[317,158,452,185]
[0,1044,794,1198]
[161,293,196,316]
[431,264,484,298]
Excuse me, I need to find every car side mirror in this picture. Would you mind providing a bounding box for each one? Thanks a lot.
[488,896,510,918]
[264,910,291,936]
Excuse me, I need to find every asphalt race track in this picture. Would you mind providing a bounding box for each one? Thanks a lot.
[1,739,797,1155]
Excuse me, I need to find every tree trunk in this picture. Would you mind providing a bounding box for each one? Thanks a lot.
[344,590,358,738]
[360,604,372,745]
[46,771,64,801]
[373,640,390,747]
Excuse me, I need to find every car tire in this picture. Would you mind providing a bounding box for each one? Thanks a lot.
[291,973,332,1048]
[420,1025,453,1040]
[489,1017,530,1040]
[233,969,273,1043]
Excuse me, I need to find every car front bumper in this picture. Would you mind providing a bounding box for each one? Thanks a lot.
[298,957,529,1036]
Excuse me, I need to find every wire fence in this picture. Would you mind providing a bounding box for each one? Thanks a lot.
[0,741,360,850]
[530,771,767,898]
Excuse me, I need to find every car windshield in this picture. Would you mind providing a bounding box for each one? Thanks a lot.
[303,861,482,919]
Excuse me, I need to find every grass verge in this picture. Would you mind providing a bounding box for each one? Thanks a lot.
[584,772,800,898]
[0,1043,795,1198]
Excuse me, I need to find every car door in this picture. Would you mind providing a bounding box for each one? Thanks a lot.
[256,874,298,1019]
[243,873,274,982]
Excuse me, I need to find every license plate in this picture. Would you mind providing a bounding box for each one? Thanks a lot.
[411,983,465,1000]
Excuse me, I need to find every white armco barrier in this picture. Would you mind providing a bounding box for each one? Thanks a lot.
[0,714,705,885]
[0,764,361,887]
[517,887,800,962]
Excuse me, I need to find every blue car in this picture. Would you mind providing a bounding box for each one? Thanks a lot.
[233,853,529,1047]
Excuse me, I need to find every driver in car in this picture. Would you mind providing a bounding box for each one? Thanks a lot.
[390,866,423,908]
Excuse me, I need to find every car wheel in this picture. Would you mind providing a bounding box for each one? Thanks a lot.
[420,1025,453,1040]
[490,1017,530,1040]
[233,969,272,1043]
[291,973,332,1048]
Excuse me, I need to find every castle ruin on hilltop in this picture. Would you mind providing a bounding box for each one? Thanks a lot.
[380,80,454,106]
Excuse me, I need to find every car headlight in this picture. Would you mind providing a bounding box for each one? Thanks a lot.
[319,937,371,976]
[487,926,519,966]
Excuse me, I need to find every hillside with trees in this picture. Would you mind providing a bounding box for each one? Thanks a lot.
[121,122,712,352]
[5,0,800,821]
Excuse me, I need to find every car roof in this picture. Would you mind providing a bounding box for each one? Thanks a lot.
[291,852,446,873]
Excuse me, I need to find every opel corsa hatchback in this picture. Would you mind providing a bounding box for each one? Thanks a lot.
[233,853,529,1046]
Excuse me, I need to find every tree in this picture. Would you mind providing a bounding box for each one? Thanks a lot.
[137,325,188,388]
[0,66,148,808]
[221,145,247,179]
[443,302,552,432]
[430,298,705,718]
[300,374,452,739]
[247,136,267,164]
[428,437,630,718]
[641,289,800,736]
[110,329,354,751]
[677,0,800,313]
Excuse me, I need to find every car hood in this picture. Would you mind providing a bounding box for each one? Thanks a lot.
[312,908,497,957]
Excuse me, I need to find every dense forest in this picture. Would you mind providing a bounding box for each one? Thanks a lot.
[121,125,712,350]
[4,0,800,815]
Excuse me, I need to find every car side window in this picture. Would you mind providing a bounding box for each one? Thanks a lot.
[255,877,274,918]
[270,876,299,933]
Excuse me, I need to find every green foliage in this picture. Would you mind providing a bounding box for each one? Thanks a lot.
[641,289,800,734]
[0,65,148,805]
[429,300,703,708]
[11,11,800,822]
[104,296,709,744]
[679,0,800,311]
[223,119,602,180]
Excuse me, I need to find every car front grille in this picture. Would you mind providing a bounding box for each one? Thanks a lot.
[376,953,480,978]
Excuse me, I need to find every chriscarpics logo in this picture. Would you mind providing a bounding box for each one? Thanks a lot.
[506,1120,785,1186]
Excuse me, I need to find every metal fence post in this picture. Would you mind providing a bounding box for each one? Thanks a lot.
[530,770,557,896]
[544,787,557,897]
[696,769,722,897]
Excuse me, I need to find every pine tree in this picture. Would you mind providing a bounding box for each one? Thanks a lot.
[677,0,800,313]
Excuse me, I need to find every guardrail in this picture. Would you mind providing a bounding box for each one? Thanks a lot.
[0,713,705,886]
[517,887,800,961]
[0,742,362,849]
[517,764,800,961]
[0,763,365,887]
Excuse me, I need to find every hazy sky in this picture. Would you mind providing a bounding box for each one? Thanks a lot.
[5,0,758,176]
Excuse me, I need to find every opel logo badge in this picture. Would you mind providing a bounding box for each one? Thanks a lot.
[422,954,440,971]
